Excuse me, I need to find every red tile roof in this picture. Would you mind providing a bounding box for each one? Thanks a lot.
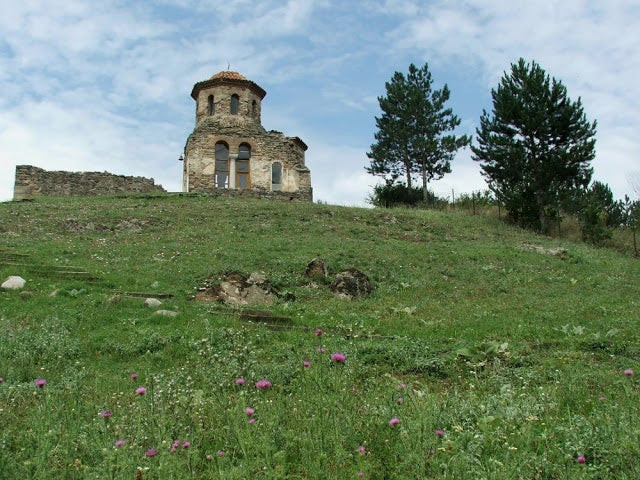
[210,71,247,81]
[191,71,266,100]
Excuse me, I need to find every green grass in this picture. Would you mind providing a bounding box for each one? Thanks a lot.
[0,194,639,479]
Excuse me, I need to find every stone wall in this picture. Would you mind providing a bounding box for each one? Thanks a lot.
[13,165,166,201]
[189,186,313,202]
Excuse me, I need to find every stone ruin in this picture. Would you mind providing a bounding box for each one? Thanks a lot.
[13,165,165,201]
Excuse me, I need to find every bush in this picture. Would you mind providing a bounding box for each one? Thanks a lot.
[368,181,444,208]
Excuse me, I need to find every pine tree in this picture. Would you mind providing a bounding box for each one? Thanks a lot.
[367,63,470,201]
[472,58,597,232]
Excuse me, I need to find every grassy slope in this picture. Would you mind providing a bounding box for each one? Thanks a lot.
[0,195,638,479]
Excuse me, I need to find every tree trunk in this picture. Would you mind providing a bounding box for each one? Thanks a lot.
[404,160,412,189]
[422,161,428,203]
[536,189,549,233]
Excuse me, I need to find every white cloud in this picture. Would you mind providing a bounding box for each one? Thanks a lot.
[382,0,640,199]
[1,0,639,205]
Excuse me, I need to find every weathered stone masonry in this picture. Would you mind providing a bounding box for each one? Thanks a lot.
[13,165,165,201]
[181,71,312,201]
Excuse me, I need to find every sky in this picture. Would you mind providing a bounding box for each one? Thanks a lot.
[1,0,639,205]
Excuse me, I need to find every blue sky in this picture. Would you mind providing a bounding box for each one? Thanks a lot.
[1,0,639,204]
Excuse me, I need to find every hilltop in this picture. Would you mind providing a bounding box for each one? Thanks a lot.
[0,195,638,479]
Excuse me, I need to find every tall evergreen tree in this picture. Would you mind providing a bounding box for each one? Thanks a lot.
[367,63,470,201]
[472,58,597,232]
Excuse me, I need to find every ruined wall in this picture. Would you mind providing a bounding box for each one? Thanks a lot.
[13,165,166,201]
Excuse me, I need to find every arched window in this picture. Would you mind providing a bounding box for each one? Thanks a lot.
[251,100,257,116]
[208,95,215,115]
[230,94,239,115]
[215,141,229,188]
[271,162,282,190]
[236,143,251,189]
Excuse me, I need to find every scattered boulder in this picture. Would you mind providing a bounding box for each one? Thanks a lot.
[305,258,329,278]
[144,298,163,308]
[521,243,568,257]
[330,269,373,300]
[195,272,278,306]
[1,276,26,290]
[154,309,178,317]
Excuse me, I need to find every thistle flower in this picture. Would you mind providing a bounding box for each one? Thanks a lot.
[303,361,311,367]
[130,373,138,380]
[35,378,46,388]
[315,328,324,336]
[235,377,245,386]
[146,449,157,457]
[114,439,125,448]
[135,386,147,395]
[245,407,255,416]
[435,429,444,437]
[99,410,113,418]
[256,379,272,390]
[331,352,346,363]
[389,417,400,426]
[624,369,634,376]
[577,455,586,463]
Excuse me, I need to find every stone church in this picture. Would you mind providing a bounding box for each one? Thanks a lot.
[180,71,312,200]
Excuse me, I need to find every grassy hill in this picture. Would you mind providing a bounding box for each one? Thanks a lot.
[0,195,638,479]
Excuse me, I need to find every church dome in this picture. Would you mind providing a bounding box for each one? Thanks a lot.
[210,71,247,81]
[191,70,266,100]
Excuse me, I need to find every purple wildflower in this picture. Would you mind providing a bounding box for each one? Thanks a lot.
[389,417,400,426]
[135,386,147,395]
[146,449,157,457]
[315,328,324,336]
[331,352,346,363]
[114,439,125,448]
[35,378,46,388]
[577,455,586,463]
[624,369,634,376]
[235,377,245,386]
[256,379,272,390]
[99,410,113,418]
